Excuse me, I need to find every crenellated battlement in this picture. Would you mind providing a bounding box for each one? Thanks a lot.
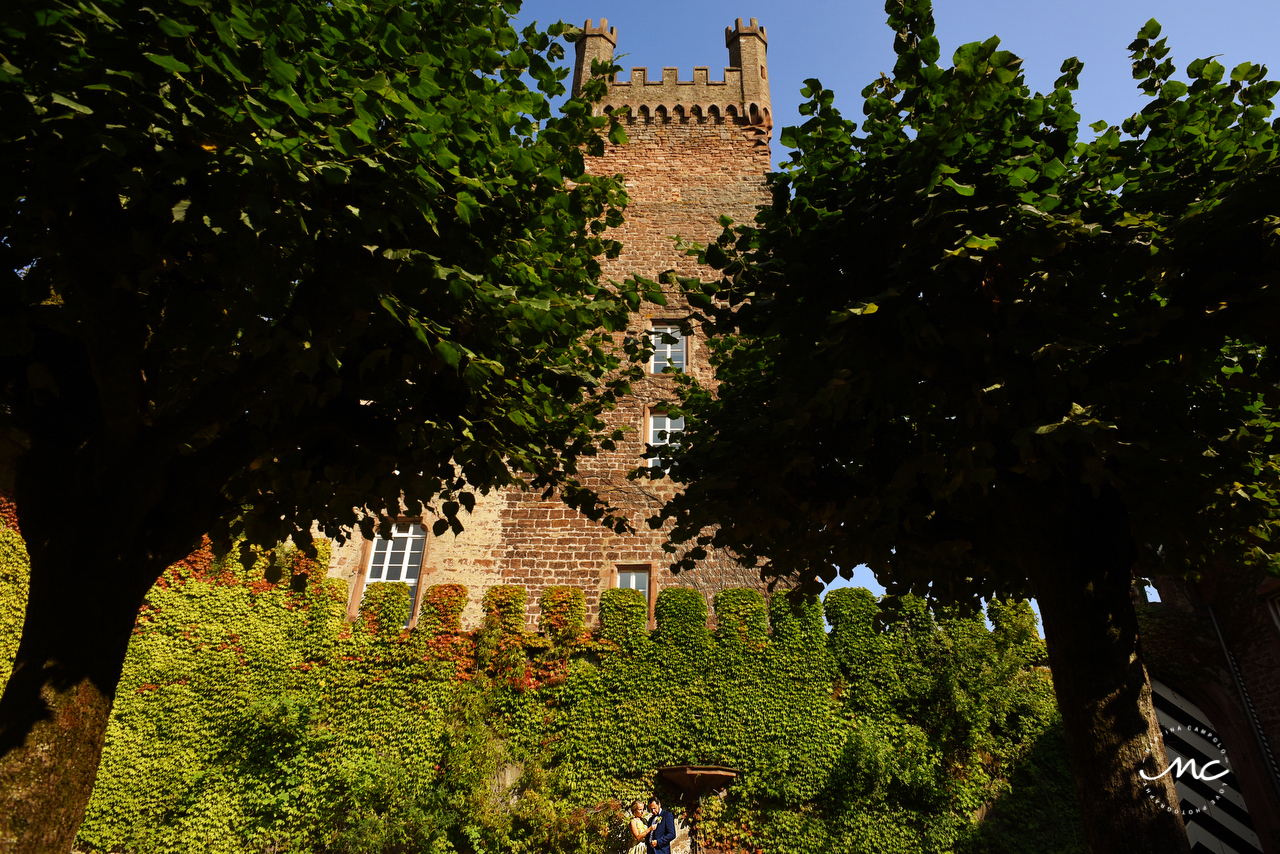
[572,17,772,133]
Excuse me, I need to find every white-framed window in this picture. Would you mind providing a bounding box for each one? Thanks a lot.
[650,324,686,373]
[617,568,650,599]
[648,412,685,468]
[366,522,428,625]
[617,565,654,628]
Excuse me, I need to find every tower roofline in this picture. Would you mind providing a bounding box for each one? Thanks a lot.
[573,17,772,132]
[725,17,767,48]
[582,18,617,47]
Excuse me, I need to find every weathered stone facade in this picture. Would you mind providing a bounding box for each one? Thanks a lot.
[327,19,774,630]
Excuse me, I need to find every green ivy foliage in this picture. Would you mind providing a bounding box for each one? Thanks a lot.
[0,532,1081,853]
[483,585,528,636]
[0,527,28,691]
[419,584,468,636]
[539,586,587,648]
[598,588,649,652]
[0,496,24,690]
[359,581,413,641]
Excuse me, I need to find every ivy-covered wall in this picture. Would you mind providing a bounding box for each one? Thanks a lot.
[0,526,27,693]
[0,517,1083,854]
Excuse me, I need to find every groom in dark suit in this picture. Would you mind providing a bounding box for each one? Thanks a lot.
[647,797,676,854]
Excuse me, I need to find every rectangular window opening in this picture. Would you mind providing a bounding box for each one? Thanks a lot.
[650,324,687,374]
[366,521,428,626]
[617,568,650,598]
[616,565,655,629]
[648,411,685,469]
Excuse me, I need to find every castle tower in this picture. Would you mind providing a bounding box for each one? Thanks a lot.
[726,18,770,127]
[570,19,617,99]
[570,17,773,285]
[327,20,774,630]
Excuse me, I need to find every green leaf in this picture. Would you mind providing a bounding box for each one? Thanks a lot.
[608,122,628,146]
[1009,165,1038,185]
[964,235,999,251]
[455,192,480,225]
[157,18,198,38]
[49,92,93,113]
[378,296,403,324]
[704,243,729,268]
[144,53,193,74]
[228,15,262,40]
[434,340,463,369]
[918,35,940,65]
[406,316,431,346]
[1137,18,1161,40]
[1231,61,1257,82]
[942,177,975,196]
[327,126,358,156]
[273,86,310,117]
[264,49,298,86]
[349,118,373,144]
[171,199,192,222]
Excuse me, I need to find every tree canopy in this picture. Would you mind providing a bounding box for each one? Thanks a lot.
[0,0,643,555]
[662,9,1280,598]
[654,1,1280,850]
[0,0,643,848]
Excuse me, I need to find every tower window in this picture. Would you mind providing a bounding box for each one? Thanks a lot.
[616,565,654,628]
[366,522,428,625]
[617,567,650,598]
[650,324,686,373]
[649,412,685,468]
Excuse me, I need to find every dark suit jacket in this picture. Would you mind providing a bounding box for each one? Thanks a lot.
[649,808,676,854]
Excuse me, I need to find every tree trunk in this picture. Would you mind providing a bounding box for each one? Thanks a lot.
[0,523,164,852]
[1025,489,1190,854]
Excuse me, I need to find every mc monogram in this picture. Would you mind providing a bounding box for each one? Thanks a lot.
[1139,719,1234,817]
[1140,756,1230,783]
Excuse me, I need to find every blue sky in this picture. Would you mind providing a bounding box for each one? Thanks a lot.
[512,1,1280,630]
[516,0,1280,174]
